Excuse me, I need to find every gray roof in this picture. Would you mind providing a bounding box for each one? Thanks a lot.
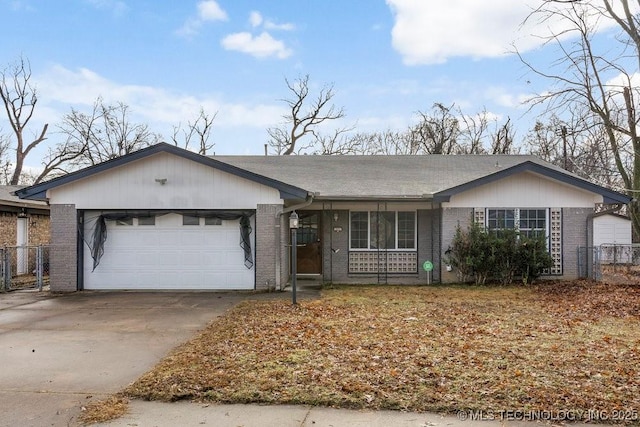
[213,154,630,203]
[0,185,49,210]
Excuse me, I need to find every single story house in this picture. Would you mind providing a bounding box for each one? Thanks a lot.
[15,142,631,292]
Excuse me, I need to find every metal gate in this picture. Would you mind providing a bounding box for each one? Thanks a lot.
[0,245,50,291]
[578,244,640,282]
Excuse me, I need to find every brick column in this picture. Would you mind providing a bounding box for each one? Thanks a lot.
[50,204,78,292]
[255,204,283,291]
[562,207,593,279]
[440,207,473,283]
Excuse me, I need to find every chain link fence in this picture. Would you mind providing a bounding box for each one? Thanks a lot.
[579,244,640,284]
[0,245,50,291]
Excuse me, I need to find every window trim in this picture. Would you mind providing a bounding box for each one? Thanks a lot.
[349,211,417,251]
[485,208,550,245]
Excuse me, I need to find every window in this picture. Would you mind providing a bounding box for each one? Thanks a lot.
[204,217,222,226]
[182,215,200,226]
[116,218,133,226]
[487,208,547,238]
[350,211,416,250]
[350,212,368,249]
[138,216,156,226]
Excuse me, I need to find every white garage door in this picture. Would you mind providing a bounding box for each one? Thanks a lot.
[83,212,255,290]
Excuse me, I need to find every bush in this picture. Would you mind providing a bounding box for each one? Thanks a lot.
[445,222,553,285]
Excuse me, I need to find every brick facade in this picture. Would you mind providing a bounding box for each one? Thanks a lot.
[50,204,78,292]
[255,204,284,291]
[562,207,593,279]
[0,211,50,247]
[440,207,474,283]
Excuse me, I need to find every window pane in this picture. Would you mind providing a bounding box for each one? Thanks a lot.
[397,212,416,249]
[116,218,133,226]
[204,217,222,225]
[519,209,546,239]
[488,209,515,230]
[138,216,155,226]
[350,212,368,249]
[370,211,395,249]
[182,215,200,226]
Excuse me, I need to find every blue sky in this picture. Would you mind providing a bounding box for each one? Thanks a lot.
[0,0,625,170]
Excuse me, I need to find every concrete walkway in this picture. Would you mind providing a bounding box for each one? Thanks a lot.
[98,400,596,427]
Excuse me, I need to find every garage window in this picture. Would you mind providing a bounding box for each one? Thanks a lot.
[116,218,133,226]
[138,216,156,226]
[205,217,223,225]
[182,215,200,226]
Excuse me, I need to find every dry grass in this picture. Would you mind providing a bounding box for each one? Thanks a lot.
[124,281,640,422]
[77,395,128,425]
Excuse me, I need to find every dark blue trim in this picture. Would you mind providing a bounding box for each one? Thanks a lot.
[16,143,309,201]
[433,161,631,204]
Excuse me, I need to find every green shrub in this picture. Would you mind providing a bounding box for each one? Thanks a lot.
[446,222,553,285]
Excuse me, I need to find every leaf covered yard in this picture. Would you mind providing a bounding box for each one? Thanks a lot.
[126,283,640,420]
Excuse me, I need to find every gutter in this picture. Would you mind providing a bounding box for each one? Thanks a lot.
[275,192,318,291]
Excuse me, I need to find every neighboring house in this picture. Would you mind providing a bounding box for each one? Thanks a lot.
[0,185,50,248]
[15,143,631,292]
[0,185,50,276]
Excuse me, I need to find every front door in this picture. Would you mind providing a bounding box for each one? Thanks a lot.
[296,212,322,274]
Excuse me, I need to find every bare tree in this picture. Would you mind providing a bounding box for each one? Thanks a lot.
[268,75,345,155]
[0,57,48,185]
[409,103,460,154]
[51,97,160,172]
[519,0,640,237]
[171,107,217,155]
[490,117,516,154]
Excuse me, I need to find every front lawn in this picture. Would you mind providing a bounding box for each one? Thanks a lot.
[125,282,640,422]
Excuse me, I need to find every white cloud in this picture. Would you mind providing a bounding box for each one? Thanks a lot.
[34,65,284,135]
[248,10,295,31]
[197,0,227,21]
[221,31,292,59]
[385,0,632,65]
[249,10,263,28]
[176,0,227,38]
[264,20,295,31]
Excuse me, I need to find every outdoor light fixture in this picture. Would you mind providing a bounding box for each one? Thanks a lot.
[154,178,167,185]
[289,211,299,229]
[290,211,299,305]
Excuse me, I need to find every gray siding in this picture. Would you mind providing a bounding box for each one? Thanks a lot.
[50,204,78,292]
[562,207,593,279]
[440,207,474,283]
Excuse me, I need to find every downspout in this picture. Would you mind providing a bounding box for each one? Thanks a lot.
[586,203,625,279]
[275,192,317,290]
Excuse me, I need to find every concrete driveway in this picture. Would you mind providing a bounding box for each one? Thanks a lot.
[0,289,305,427]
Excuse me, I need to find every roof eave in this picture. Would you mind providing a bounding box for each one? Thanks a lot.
[16,143,310,201]
[433,161,631,205]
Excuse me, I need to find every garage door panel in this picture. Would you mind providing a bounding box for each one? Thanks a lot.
[84,212,255,290]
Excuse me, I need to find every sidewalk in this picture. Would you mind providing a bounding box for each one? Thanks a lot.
[98,401,594,427]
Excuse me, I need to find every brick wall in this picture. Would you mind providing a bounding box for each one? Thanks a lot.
[562,207,593,279]
[440,207,474,283]
[255,204,283,291]
[0,212,50,247]
[50,204,78,292]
